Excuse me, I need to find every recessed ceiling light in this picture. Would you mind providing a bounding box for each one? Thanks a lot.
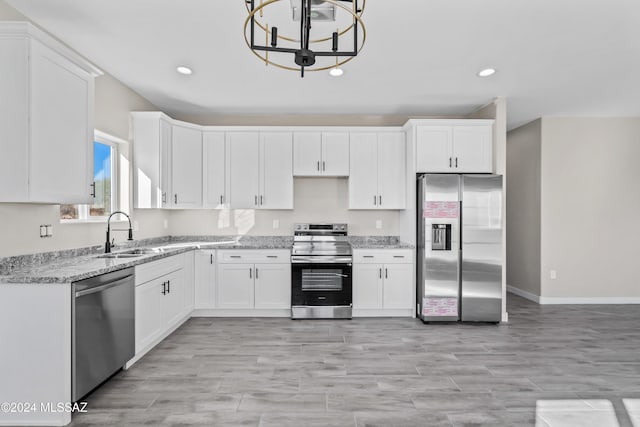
[477,68,496,77]
[176,66,193,75]
[329,67,344,77]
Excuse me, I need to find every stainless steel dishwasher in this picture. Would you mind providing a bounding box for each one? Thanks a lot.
[72,268,135,401]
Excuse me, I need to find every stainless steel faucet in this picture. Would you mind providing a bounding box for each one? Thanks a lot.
[105,211,133,253]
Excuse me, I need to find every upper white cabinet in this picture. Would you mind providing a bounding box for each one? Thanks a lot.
[293,132,349,176]
[132,113,173,208]
[228,131,293,209]
[415,120,493,173]
[203,132,226,208]
[349,132,406,209]
[171,124,202,208]
[0,22,101,204]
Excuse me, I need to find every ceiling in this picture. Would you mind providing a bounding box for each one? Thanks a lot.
[6,0,640,129]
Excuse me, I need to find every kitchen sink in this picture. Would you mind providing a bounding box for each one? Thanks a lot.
[96,247,163,259]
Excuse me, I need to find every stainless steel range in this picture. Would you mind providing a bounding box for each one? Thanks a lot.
[291,223,353,319]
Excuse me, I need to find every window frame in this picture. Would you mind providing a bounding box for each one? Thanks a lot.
[60,130,127,223]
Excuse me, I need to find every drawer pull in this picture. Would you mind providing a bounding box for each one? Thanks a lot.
[267,255,278,258]
[230,255,242,259]
[393,255,405,258]
[363,256,374,258]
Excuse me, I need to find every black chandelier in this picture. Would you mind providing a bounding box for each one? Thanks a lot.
[244,0,366,77]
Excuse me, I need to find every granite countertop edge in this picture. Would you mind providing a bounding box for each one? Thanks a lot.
[0,237,414,285]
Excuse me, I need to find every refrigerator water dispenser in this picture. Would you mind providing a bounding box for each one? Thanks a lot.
[431,224,451,251]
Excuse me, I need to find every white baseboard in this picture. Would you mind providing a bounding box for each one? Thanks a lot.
[191,308,290,317]
[353,308,414,317]
[508,286,640,305]
[507,285,541,303]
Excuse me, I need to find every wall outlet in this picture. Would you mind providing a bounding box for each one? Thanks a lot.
[273,219,280,229]
[550,270,557,279]
[163,219,168,229]
[46,225,53,237]
[376,220,382,229]
[39,225,47,238]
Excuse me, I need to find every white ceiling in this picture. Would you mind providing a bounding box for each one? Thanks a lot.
[7,0,640,129]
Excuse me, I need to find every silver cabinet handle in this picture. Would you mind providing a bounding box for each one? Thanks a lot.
[379,268,382,279]
[374,195,377,206]
[449,157,452,168]
[317,161,320,171]
[255,267,259,279]
[322,161,326,171]
[379,195,382,205]
[385,268,388,279]
[249,268,252,279]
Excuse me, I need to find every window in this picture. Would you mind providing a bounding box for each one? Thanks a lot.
[60,131,125,221]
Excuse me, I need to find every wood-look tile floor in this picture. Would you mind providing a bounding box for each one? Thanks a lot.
[70,295,640,426]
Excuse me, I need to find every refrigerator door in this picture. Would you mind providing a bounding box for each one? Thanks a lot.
[418,174,460,322]
[461,175,503,322]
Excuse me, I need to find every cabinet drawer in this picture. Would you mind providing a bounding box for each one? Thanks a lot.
[353,250,413,264]
[135,254,184,286]
[218,249,290,264]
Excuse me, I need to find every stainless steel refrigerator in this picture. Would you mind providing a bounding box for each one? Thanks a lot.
[417,174,503,322]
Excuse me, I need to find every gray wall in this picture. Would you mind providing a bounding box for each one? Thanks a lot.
[541,118,640,298]
[506,119,541,297]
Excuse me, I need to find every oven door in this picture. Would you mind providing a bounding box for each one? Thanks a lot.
[291,256,352,307]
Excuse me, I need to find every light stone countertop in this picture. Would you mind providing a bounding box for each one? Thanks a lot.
[0,235,413,284]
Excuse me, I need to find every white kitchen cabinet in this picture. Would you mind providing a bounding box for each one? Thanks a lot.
[0,22,100,204]
[171,124,203,208]
[216,250,291,312]
[260,132,293,209]
[183,250,195,314]
[134,254,188,356]
[293,132,349,176]
[195,250,216,309]
[352,249,414,316]
[254,263,291,309]
[349,132,406,209]
[203,132,227,208]
[416,121,493,173]
[217,263,255,308]
[353,263,383,309]
[228,131,293,209]
[132,112,173,208]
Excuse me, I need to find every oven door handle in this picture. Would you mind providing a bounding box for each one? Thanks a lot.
[291,256,353,264]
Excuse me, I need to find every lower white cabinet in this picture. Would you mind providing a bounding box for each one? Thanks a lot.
[134,254,188,355]
[216,250,291,312]
[195,250,216,309]
[352,249,414,316]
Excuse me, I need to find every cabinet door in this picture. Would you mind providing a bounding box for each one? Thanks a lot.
[195,250,216,309]
[135,279,163,353]
[377,132,406,209]
[0,38,29,202]
[382,264,414,309]
[159,118,173,208]
[183,251,195,315]
[353,264,383,309]
[162,269,185,328]
[228,132,260,208]
[254,263,291,309]
[416,126,453,173]
[293,132,322,176]
[203,132,226,208]
[217,263,255,308]
[260,132,293,209]
[452,125,493,172]
[321,132,349,176]
[171,125,202,208]
[29,40,93,203]
[348,133,378,209]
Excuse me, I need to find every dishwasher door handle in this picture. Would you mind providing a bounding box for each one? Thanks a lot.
[75,275,134,298]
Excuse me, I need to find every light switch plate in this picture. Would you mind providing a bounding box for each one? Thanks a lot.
[550,270,557,279]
